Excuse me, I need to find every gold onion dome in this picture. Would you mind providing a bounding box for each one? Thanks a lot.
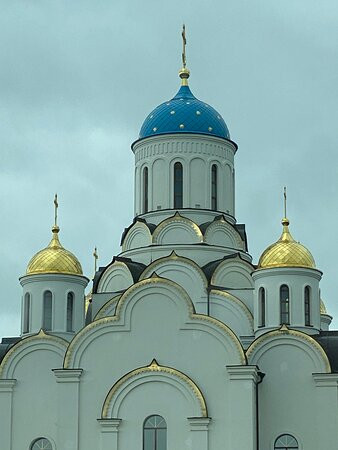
[258,218,316,269]
[26,225,83,276]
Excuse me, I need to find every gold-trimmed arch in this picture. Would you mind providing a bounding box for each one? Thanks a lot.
[211,256,254,287]
[210,289,253,324]
[94,293,122,320]
[0,329,68,378]
[139,250,208,288]
[152,212,203,244]
[97,261,134,293]
[101,359,208,418]
[204,217,244,249]
[64,275,246,368]
[246,325,331,373]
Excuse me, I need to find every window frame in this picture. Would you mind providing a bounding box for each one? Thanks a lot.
[143,166,149,213]
[143,414,167,450]
[304,285,311,326]
[280,284,290,325]
[42,290,53,331]
[30,437,53,450]
[66,292,74,332]
[258,287,266,327]
[23,292,31,334]
[173,161,183,209]
[211,164,218,210]
[274,433,299,449]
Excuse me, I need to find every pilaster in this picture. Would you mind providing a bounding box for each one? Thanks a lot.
[98,418,122,450]
[0,379,16,450]
[53,369,83,450]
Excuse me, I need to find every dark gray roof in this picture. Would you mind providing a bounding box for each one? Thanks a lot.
[202,253,255,282]
[314,331,338,373]
[93,256,146,293]
[0,337,21,363]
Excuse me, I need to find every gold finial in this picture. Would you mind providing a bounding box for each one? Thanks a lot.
[282,186,289,226]
[52,194,60,234]
[93,247,98,274]
[179,24,190,86]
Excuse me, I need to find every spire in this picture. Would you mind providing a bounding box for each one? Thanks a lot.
[50,193,61,247]
[93,246,98,274]
[53,193,60,234]
[179,24,190,86]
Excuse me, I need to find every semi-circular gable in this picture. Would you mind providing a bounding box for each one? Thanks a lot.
[64,276,245,369]
[122,221,152,251]
[211,258,254,288]
[101,359,207,418]
[246,326,331,373]
[204,218,244,250]
[152,213,203,245]
[0,330,68,379]
[97,261,134,293]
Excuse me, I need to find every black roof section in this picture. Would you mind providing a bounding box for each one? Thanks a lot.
[202,253,255,282]
[314,331,338,373]
[0,337,21,363]
[120,217,156,247]
[93,256,146,294]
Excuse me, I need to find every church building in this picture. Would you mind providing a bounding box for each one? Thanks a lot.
[1,30,337,450]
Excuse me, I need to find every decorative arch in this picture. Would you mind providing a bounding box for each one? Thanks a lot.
[210,289,254,336]
[94,294,122,320]
[101,359,208,418]
[0,329,68,379]
[140,252,208,306]
[246,325,331,373]
[97,261,134,293]
[204,217,244,249]
[211,257,254,288]
[64,276,245,369]
[152,213,203,245]
[122,221,152,251]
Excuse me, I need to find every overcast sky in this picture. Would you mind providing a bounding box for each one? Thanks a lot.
[1,0,338,337]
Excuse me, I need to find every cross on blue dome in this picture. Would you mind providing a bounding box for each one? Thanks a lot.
[139,84,230,141]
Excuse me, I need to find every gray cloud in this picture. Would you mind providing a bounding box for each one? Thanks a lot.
[1,0,338,336]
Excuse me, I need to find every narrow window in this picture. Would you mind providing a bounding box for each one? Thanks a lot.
[259,287,265,327]
[274,434,298,449]
[280,285,290,325]
[304,286,311,326]
[67,292,74,332]
[23,293,31,334]
[143,415,167,450]
[211,164,217,210]
[174,162,183,208]
[43,291,52,331]
[30,437,53,450]
[143,167,148,213]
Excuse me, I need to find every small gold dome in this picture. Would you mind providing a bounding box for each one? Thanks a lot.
[258,218,315,269]
[320,299,327,315]
[26,225,83,276]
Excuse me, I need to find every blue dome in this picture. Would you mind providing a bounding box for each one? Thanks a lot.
[139,85,230,140]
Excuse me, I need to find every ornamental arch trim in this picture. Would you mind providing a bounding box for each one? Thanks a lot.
[0,329,68,379]
[246,326,331,373]
[64,276,245,368]
[101,359,208,418]
[97,261,134,293]
[152,212,203,245]
[139,251,208,288]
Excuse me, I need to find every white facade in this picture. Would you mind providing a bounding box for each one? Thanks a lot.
[1,64,338,450]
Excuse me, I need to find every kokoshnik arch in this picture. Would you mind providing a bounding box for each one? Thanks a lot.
[0,27,337,450]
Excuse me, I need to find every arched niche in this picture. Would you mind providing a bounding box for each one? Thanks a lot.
[140,253,207,311]
[209,290,254,338]
[101,359,207,418]
[204,218,244,250]
[152,213,203,245]
[97,262,134,293]
[122,221,152,252]
[246,326,331,373]
[0,330,68,379]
